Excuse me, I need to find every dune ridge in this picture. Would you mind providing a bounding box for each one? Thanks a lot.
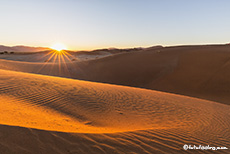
[0,69,229,153]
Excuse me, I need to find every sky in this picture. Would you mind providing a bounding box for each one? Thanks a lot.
[0,0,230,50]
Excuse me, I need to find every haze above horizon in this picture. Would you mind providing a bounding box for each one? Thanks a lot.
[0,0,230,50]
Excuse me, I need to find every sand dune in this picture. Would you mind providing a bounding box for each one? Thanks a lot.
[0,45,49,53]
[0,50,114,63]
[0,45,230,105]
[0,69,229,153]
[77,45,230,105]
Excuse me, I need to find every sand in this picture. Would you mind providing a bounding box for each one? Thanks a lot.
[0,69,229,153]
[0,44,230,153]
[0,50,113,62]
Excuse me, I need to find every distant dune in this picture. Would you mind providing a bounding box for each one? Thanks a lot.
[0,44,230,105]
[0,69,229,153]
[0,45,155,62]
[0,45,50,53]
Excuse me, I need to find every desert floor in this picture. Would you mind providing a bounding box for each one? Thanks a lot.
[0,45,229,153]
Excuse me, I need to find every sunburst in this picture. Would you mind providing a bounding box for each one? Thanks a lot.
[36,44,79,76]
[51,43,67,51]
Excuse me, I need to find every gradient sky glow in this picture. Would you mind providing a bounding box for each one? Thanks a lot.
[1,0,230,50]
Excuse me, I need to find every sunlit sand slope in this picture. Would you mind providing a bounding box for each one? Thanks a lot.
[0,69,229,153]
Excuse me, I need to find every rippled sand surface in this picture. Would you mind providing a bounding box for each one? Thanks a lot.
[0,69,229,153]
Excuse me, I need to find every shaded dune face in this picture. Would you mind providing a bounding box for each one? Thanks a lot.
[0,45,230,105]
[0,69,230,153]
[78,45,230,105]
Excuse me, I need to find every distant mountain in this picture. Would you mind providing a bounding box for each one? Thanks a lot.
[0,45,50,52]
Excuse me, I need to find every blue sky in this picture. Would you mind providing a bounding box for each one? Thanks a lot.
[0,0,230,50]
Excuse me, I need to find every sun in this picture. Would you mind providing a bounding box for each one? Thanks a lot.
[51,43,67,51]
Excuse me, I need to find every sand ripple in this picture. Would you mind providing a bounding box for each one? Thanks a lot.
[0,69,229,153]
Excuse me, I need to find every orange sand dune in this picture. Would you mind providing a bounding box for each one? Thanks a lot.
[0,69,229,153]
[0,45,230,105]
